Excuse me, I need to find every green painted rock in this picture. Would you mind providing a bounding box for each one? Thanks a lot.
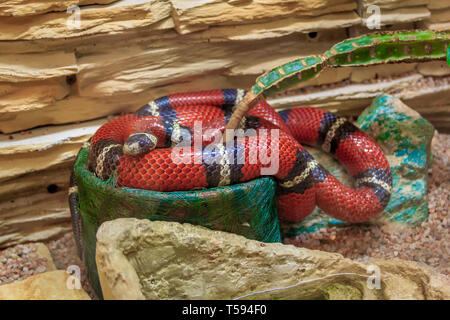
[281,95,435,238]
[357,95,435,225]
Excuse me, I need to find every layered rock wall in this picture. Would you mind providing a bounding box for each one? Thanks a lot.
[1,0,449,247]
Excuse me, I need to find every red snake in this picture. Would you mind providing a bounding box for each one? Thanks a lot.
[88,89,392,223]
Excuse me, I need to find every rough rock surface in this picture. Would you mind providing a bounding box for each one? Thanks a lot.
[0,270,90,300]
[421,0,450,30]
[358,0,430,27]
[0,119,105,248]
[0,0,117,17]
[95,218,450,300]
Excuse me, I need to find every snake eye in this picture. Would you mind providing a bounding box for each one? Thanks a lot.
[123,132,158,156]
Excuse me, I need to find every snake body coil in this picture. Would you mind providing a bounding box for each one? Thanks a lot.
[85,30,450,224]
[88,89,392,223]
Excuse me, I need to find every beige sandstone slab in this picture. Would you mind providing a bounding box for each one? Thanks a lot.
[417,61,450,77]
[428,7,450,23]
[0,73,251,133]
[0,164,71,201]
[361,6,430,27]
[0,79,70,113]
[428,0,450,10]
[198,12,361,42]
[0,0,118,16]
[0,119,103,180]
[0,119,105,247]
[0,191,71,249]
[398,78,450,121]
[76,37,322,97]
[0,119,106,248]
[269,74,423,109]
[0,270,90,300]
[96,219,450,300]
[0,2,358,53]
[0,0,173,41]
[170,0,357,34]
[420,21,450,32]
[76,42,235,97]
[0,94,125,133]
[0,25,178,55]
[0,4,358,55]
[358,0,429,10]
[350,63,418,83]
[0,52,77,82]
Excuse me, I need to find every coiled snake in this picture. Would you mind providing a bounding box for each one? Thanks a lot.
[88,89,392,223]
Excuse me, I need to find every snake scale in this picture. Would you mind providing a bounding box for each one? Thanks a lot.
[69,30,450,253]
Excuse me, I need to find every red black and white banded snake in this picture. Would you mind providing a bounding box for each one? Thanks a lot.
[85,89,392,224]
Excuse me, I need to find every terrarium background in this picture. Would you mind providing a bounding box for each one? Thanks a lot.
[1,0,450,248]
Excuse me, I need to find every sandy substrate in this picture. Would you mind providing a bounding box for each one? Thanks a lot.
[0,133,448,299]
[0,243,53,284]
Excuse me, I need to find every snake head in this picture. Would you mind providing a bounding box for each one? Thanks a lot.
[123,131,158,156]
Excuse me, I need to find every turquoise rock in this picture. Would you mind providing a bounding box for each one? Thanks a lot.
[357,95,435,225]
[281,95,435,238]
